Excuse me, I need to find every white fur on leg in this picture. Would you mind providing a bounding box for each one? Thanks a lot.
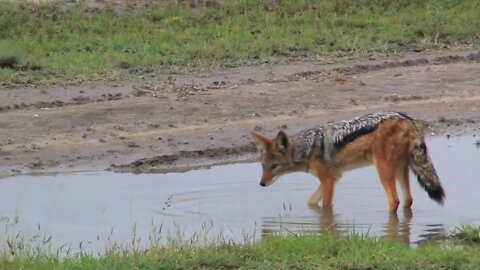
[308,184,323,205]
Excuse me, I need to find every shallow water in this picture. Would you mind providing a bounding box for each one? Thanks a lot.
[0,136,478,254]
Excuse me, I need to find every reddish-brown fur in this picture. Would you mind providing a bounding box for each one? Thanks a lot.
[252,118,441,212]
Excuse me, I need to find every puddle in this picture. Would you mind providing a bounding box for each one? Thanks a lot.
[0,136,479,254]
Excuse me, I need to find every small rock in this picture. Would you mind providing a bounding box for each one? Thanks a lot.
[347,98,358,106]
[127,142,140,148]
[148,123,160,129]
[466,119,476,124]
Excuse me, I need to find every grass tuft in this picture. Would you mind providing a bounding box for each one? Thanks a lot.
[451,224,480,243]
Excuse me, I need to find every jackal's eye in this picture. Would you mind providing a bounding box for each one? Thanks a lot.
[270,164,280,170]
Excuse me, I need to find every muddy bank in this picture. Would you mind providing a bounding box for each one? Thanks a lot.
[0,50,479,176]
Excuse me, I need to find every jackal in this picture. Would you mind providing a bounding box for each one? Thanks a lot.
[251,111,445,212]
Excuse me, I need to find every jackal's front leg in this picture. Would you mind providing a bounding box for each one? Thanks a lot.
[308,184,323,205]
[308,161,339,207]
[307,177,337,207]
[321,177,336,207]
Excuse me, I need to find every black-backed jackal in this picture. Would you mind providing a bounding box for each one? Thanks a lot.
[251,111,445,212]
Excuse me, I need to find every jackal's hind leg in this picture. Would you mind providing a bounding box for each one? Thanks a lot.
[375,160,400,212]
[396,164,413,208]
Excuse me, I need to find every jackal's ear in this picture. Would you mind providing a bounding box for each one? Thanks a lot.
[275,131,289,153]
[251,131,271,150]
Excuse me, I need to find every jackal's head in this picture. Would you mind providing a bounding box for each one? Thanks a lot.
[251,131,295,187]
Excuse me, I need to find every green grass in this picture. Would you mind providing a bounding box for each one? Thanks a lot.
[1,233,480,269]
[1,219,479,269]
[451,224,480,243]
[1,0,480,87]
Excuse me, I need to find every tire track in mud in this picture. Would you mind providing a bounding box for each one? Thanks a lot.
[0,80,228,112]
[101,92,480,140]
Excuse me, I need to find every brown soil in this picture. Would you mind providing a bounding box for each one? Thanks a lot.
[1,50,479,177]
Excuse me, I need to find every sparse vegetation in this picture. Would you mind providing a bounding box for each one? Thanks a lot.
[1,0,480,87]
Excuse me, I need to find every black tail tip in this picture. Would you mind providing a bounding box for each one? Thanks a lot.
[428,185,446,205]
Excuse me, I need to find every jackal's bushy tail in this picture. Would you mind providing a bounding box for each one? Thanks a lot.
[409,125,445,204]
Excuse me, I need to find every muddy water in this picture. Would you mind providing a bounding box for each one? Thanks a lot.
[0,136,478,254]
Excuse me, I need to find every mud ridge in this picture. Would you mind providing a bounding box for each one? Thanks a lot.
[0,93,124,112]
[109,143,257,174]
[290,52,480,79]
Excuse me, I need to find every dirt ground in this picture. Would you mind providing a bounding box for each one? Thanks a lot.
[1,50,479,177]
